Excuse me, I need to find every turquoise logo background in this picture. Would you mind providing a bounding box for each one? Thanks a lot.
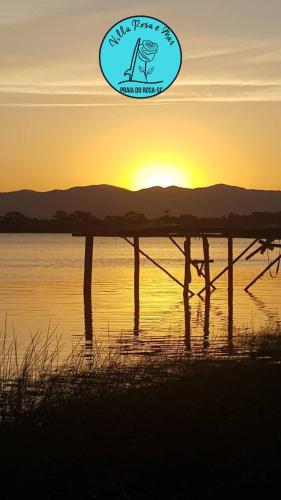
[99,15,182,99]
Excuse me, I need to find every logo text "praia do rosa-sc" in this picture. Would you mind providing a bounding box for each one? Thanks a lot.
[108,18,176,47]
[99,15,182,99]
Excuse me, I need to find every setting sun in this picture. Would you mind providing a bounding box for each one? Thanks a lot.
[132,163,191,190]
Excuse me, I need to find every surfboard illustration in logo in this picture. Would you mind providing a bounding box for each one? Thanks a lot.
[99,15,182,99]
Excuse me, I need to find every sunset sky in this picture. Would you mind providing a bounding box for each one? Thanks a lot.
[0,0,281,192]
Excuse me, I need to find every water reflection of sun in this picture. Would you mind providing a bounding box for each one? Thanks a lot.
[132,163,190,190]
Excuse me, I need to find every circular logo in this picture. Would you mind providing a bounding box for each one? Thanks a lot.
[99,15,182,99]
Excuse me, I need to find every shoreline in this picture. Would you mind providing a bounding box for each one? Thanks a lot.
[1,357,281,498]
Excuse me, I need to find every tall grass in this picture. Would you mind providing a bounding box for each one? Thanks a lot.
[0,321,190,423]
[1,320,281,424]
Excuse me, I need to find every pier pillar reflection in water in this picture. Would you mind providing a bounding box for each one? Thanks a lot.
[203,292,211,349]
[83,235,94,359]
[84,292,93,361]
[134,236,140,335]
[184,237,192,350]
[202,236,211,348]
[228,236,234,350]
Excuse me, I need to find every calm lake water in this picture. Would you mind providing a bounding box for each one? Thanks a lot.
[0,233,281,359]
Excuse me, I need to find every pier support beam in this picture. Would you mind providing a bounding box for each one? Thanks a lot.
[228,237,233,341]
[198,238,258,296]
[134,236,140,335]
[169,236,216,291]
[123,236,194,294]
[245,253,281,292]
[184,237,192,350]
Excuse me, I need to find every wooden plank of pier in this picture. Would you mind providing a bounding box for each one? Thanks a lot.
[73,227,281,239]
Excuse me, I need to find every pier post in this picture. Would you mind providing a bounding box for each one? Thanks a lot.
[184,237,192,349]
[134,236,140,334]
[84,235,94,298]
[202,236,210,295]
[228,237,233,342]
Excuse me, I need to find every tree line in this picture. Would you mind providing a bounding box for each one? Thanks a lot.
[1,209,281,232]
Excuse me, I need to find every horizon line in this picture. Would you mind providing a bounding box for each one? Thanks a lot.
[2,182,281,195]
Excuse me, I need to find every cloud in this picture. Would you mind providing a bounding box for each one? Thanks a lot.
[0,1,280,103]
[1,79,280,106]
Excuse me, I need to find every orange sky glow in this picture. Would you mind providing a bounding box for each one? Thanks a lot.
[0,1,280,192]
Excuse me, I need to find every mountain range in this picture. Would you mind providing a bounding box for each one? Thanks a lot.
[1,184,281,218]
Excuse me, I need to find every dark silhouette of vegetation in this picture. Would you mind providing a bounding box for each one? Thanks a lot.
[1,342,281,498]
[1,209,281,232]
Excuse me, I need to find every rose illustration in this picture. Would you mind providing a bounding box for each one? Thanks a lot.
[138,40,158,62]
[138,40,159,82]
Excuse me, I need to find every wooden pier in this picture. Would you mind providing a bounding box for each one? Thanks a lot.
[73,227,281,349]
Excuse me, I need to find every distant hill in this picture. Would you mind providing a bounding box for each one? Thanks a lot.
[1,184,281,218]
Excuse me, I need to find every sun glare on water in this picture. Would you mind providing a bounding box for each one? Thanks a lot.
[133,163,190,190]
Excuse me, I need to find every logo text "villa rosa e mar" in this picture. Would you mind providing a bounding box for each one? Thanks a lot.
[99,15,182,99]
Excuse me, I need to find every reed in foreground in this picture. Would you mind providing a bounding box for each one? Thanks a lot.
[1,323,281,499]
[0,323,198,423]
[1,320,281,424]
